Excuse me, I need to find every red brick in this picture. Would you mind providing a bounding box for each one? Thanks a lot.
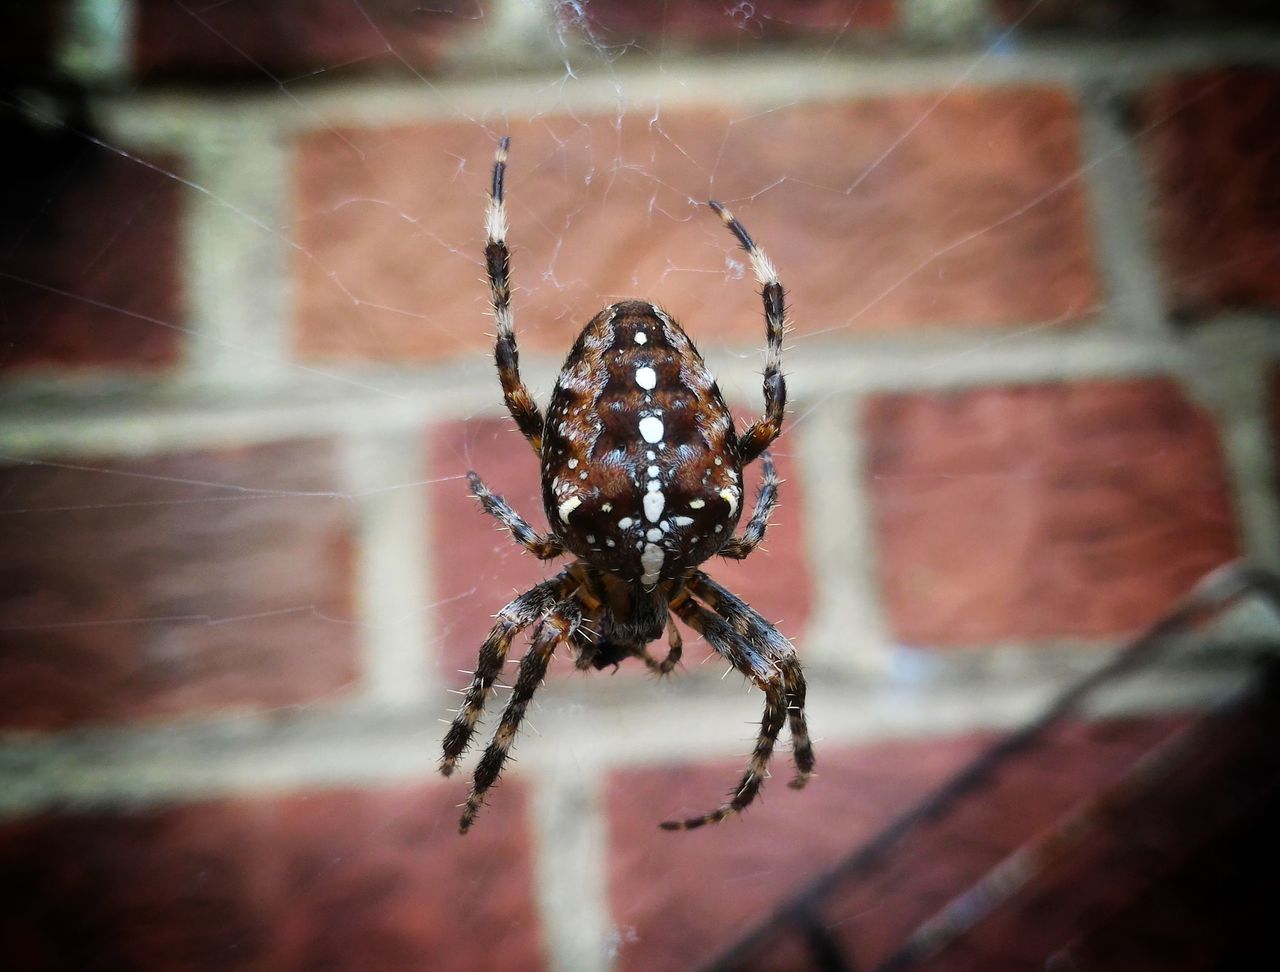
[0,780,543,971]
[428,417,561,681]
[915,704,1272,971]
[605,734,993,972]
[708,716,1187,969]
[864,378,1238,645]
[812,717,1183,969]
[132,0,470,82]
[0,128,183,372]
[0,440,358,729]
[293,88,1097,362]
[1136,69,1280,317]
[580,0,896,41]
[428,414,811,681]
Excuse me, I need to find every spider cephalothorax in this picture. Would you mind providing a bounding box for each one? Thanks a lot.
[440,137,813,833]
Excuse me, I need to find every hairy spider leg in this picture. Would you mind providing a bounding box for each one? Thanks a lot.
[708,201,787,468]
[690,571,814,787]
[459,603,582,833]
[439,572,572,777]
[467,470,564,560]
[662,594,788,830]
[719,450,779,561]
[486,137,544,454]
[660,577,811,830]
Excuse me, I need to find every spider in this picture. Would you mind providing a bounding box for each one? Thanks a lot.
[439,136,814,833]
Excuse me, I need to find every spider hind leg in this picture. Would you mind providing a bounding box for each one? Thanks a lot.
[662,573,813,830]
[695,572,814,786]
[440,573,570,778]
[459,600,582,833]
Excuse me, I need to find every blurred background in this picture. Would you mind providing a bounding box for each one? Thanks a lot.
[1,2,1279,970]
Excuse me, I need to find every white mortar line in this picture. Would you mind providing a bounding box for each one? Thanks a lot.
[98,31,1280,144]
[0,327,1194,457]
[0,657,1256,818]
[1077,87,1171,338]
[449,0,563,72]
[902,0,986,41]
[175,122,296,389]
[531,764,613,972]
[793,392,894,674]
[345,431,437,708]
[1181,322,1280,573]
[57,0,133,84]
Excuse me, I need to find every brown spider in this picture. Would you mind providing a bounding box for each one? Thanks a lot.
[440,137,814,833]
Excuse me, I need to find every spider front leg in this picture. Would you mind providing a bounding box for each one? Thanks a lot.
[485,137,544,454]
[708,201,787,467]
[719,451,778,561]
[662,574,813,831]
[467,471,564,560]
[459,600,583,833]
[440,572,571,777]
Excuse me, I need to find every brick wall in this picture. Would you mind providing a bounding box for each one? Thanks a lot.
[1,2,1277,969]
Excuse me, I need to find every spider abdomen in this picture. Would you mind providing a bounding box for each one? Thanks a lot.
[541,300,743,587]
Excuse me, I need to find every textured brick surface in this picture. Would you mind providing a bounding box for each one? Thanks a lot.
[1136,69,1280,317]
[0,126,182,372]
[133,0,470,82]
[580,0,896,41]
[605,734,993,972]
[719,717,1192,970]
[915,704,1277,972]
[0,780,543,972]
[864,378,1238,646]
[0,441,358,728]
[294,88,1097,362]
[811,718,1183,970]
[428,415,811,680]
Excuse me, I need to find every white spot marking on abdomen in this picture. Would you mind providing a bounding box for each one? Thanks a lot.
[643,490,665,522]
[558,495,582,523]
[640,543,664,586]
[719,487,739,517]
[639,416,664,443]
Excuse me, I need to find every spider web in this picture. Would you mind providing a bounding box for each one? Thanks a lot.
[0,1,1275,969]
